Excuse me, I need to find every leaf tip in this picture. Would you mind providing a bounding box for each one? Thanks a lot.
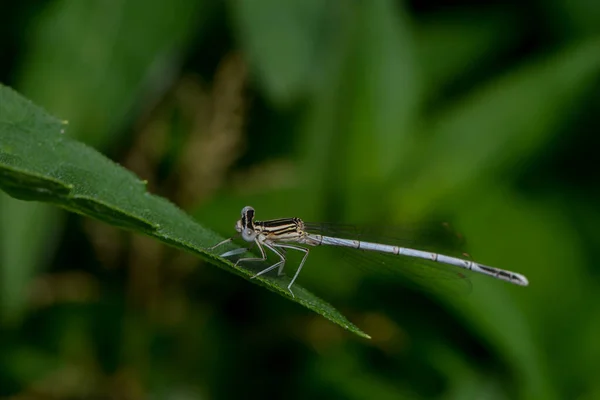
[359,332,372,340]
[351,326,371,339]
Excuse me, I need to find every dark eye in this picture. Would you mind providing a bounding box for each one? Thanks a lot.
[245,229,252,236]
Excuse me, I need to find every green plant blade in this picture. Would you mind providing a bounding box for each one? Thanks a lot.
[0,0,213,324]
[0,83,370,339]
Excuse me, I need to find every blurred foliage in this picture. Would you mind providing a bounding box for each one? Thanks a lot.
[1,0,600,399]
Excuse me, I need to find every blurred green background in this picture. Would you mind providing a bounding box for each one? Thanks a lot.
[2,0,600,398]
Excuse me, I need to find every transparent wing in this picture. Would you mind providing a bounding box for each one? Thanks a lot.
[304,220,472,258]
[339,243,472,296]
[304,221,475,296]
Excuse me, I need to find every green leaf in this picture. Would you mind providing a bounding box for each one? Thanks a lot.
[416,9,519,96]
[3,0,212,324]
[0,83,370,339]
[453,188,581,399]
[393,38,600,215]
[0,197,62,324]
[300,0,419,221]
[18,0,210,147]
[230,0,330,104]
[548,0,600,37]
[342,0,420,186]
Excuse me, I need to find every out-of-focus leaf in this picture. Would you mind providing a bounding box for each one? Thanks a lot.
[311,349,416,400]
[342,0,419,185]
[0,196,61,324]
[301,0,419,221]
[424,342,505,400]
[0,84,370,339]
[548,0,600,38]
[446,185,588,400]
[18,0,208,148]
[230,0,330,104]
[415,9,519,96]
[0,345,62,391]
[394,38,600,214]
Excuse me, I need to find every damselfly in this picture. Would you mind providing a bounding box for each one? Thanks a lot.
[207,206,529,297]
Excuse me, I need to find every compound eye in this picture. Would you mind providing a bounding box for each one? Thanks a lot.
[245,229,253,236]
